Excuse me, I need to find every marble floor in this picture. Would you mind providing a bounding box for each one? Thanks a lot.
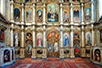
[5,57,101,68]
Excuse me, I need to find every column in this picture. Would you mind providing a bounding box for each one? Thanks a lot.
[21,3,24,24]
[10,24,14,47]
[81,3,84,24]
[91,0,94,22]
[60,26,64,58]
[43,4,46,24]
[92,24,94,46]
[31,25,36,59]
[10,0,14,22]
[20,25,25,58]
[81,26,86,57]
[70,3,73,24]
[42,26,47,58]
[60,3,63,24]
[70,26,75,58]
[32,3,36,24]
[0,0,3,15]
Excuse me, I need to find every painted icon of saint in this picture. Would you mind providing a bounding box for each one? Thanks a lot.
[15,33,18,47]
[37,34,43,47]
[64,34,69,47]
[54,43,58,52]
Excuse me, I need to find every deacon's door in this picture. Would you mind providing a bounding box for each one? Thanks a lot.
[47,36,59,56]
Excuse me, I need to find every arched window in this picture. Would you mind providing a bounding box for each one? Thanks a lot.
[14,8,20,21]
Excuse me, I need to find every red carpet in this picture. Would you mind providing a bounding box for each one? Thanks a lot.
[5,58,101,68]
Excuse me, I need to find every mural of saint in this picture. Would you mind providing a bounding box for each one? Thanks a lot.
[74,44,79,53]
[86,32,91,45]
[64,33,69,47]
[27,45,32,53]
[63,10,69,22]
[85,7,91,21]
[14,8,20,21]
[37,10,43,22]
[74,9,79,22]
[54,43,58,52]
[37,33,43,47]
[48,43,52,52]
[47,3,59,22]
[27,10,32,22]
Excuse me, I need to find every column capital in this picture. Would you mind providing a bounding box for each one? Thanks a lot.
[43,29,46,32]
[91,1,94,4]
[81,29,85,32]
[32,29,36,32]
[81,3,84,7]
[10,28,13,31]
[21,4,24,8]
[91,28,95,31]
[21,29,25,32]
[10,1,14,5]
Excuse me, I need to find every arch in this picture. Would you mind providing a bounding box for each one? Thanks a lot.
[14,8,20,21]
[47,29,59,41]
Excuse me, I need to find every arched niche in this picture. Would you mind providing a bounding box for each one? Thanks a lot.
[13,31,21,47]
[85,7,91,21]
[73,8,80,23]
[85,31,91,46]
[14,8,20,22]
[26,10,32,23]
[4,50,10,63]
[0,25,7,43]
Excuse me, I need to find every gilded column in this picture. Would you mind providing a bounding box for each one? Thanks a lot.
[10,24,14,47]
[21,3,24,24]
[31,25,36,59]
[32,3,36,24]
[70,26,75,58]
[42,26,47,58]
[81,26,86,57]
[43,4,46,24]
[20,25,25,58]
[70,3,73,24]
[1,0,3,15]
[10,0,14,22]
[91,24,94,46]
[91,0,94,22]
[60,26,64,58]
[60,3,63,24]
[81,3,84,24]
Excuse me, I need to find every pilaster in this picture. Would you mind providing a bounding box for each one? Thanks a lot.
[10,0,14,22]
